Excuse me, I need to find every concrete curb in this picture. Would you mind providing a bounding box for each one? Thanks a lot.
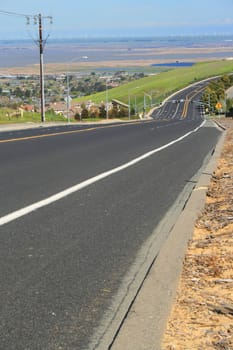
[110,126,226,350]
[0,122,70,132]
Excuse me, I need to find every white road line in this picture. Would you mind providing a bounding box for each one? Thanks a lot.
[0,121,206,227]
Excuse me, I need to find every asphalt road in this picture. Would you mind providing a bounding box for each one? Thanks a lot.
[0,83,222,349]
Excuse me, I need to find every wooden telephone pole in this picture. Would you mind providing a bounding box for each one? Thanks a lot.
[38,14,45,122]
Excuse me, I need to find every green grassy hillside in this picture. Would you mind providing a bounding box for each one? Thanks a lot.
[74,60,233,111]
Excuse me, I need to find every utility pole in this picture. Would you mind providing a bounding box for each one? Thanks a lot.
[0,10,52,123]
[36,13,52,123]
[128,94,131,120]
[143,93,147,117]
[38,14,45,122]
[106,78,109,120]
[66,72,71,123]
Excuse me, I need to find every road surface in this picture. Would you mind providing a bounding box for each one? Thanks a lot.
[0,82,222,349]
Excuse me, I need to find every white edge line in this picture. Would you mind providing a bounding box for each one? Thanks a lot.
[0,121,205,227]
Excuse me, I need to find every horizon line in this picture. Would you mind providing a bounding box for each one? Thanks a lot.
[1,33,233,41]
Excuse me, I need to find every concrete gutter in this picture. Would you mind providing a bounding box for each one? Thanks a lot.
[110,122,226,350]
[0,122,70,132]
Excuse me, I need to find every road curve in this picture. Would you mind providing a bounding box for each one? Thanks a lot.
[0,84,222,349]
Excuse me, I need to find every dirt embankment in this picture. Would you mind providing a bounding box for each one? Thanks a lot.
[162,118,233,350]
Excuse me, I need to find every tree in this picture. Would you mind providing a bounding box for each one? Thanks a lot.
[202,75,233,113]
[202,88,218,109]
[14,87,23,98]
[25,89,31,98]
[109,104,118,119]
[130,106,135,116]
[81,107,89,119]
[74,112,81,121]
[94,81,105,92]
[89,110,98,119]
[220,74,231,89]
[228,107,233,117]
[226,98,233,116]
[118,107,128,118]
[99,104,106,119]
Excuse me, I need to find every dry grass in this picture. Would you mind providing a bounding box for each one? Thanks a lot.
[161,118,233,350]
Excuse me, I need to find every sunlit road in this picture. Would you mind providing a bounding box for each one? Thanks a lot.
[0,82,222,349]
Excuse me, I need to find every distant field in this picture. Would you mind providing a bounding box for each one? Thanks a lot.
[2,42,233,75]
[74,60,233,111]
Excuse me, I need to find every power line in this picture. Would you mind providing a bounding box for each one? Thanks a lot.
[0,10,52,22]
[0,9,33,18]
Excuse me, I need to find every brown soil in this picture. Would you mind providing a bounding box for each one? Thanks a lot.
[161,118,233,350]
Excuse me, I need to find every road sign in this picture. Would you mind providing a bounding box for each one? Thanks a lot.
[64,96,72,103]
[215,102,222,110]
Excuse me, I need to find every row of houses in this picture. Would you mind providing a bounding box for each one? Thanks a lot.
[19,100,114,118]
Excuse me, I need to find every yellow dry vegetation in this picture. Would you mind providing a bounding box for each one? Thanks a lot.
[162,118,233,350]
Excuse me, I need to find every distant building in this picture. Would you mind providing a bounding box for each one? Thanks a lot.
[20,104,35,112]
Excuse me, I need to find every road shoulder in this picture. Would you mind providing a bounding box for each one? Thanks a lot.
[110,120,227,350]
[161,119,233,349]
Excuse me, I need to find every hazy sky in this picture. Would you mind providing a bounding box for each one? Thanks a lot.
[0,0,233,39]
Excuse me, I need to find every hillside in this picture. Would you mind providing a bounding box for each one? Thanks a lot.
[74,60,233,111]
